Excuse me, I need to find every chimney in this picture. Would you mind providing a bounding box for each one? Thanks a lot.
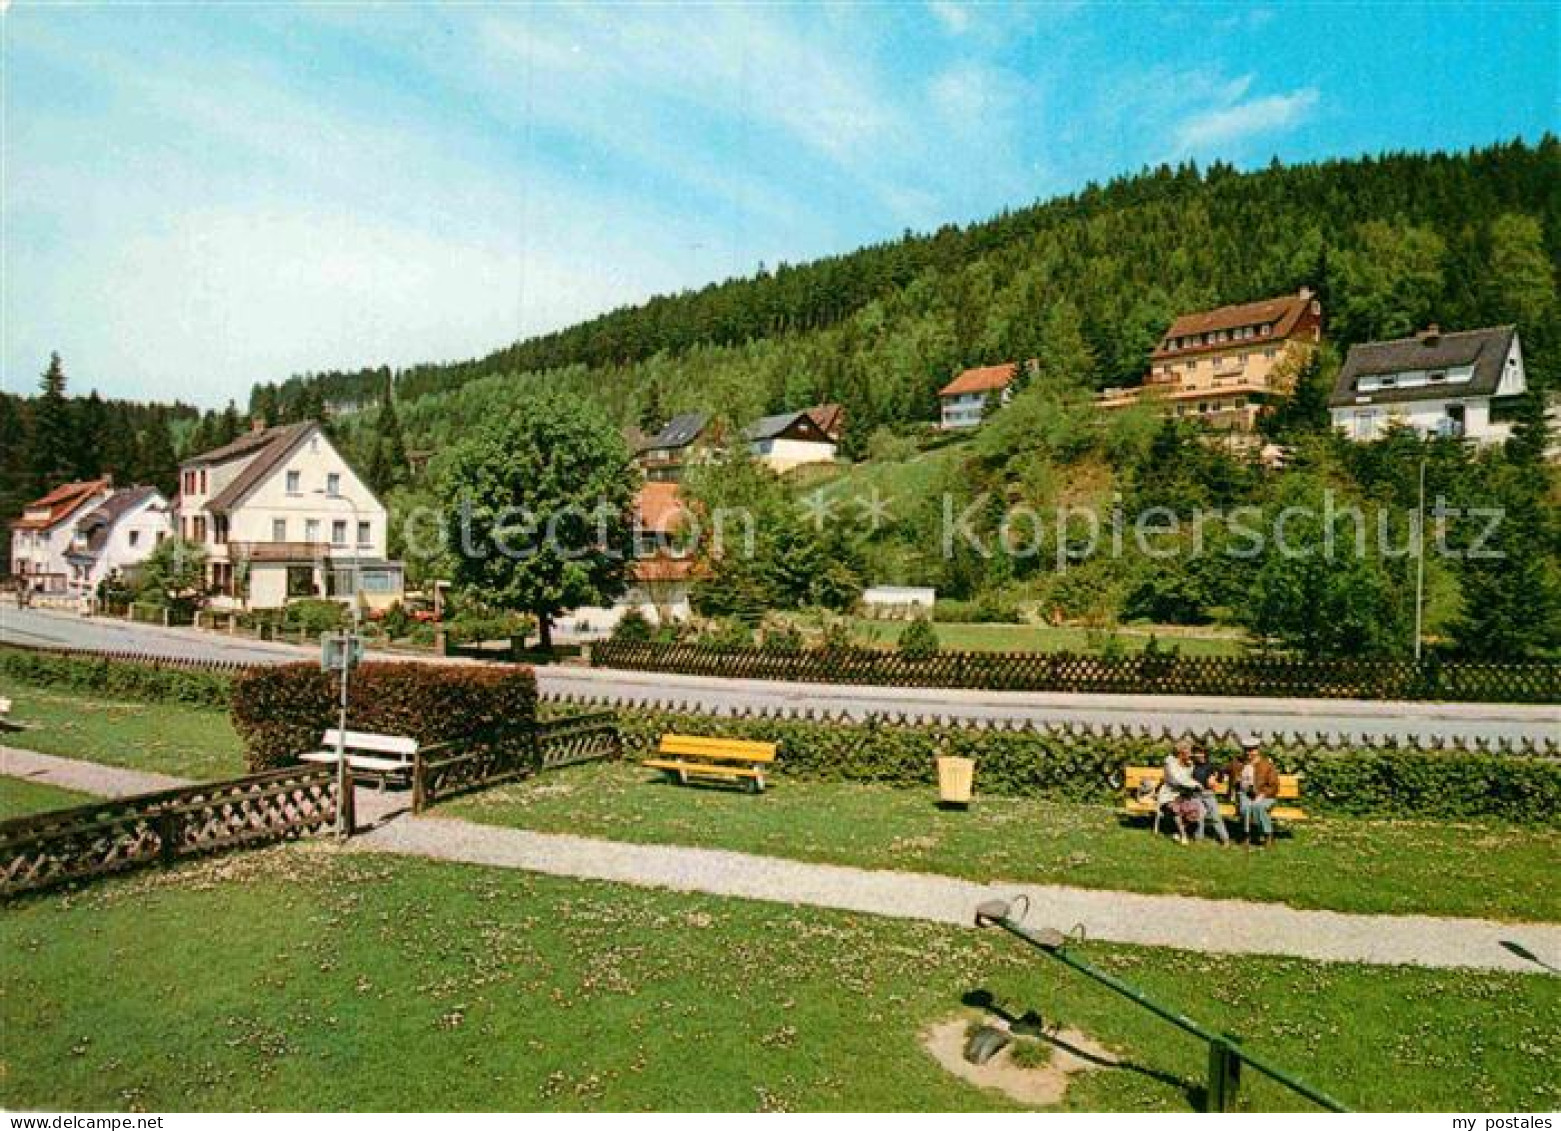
[1298,286,1314,300]
[1419,324,1441,347]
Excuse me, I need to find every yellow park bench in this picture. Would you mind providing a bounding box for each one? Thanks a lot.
[1122,765,1308,835]
[643,734,778,793]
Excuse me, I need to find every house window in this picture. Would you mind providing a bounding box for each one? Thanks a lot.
[1378,374,1397,388]
[305,519,320,544]
[191,516,207,542]
[213,516,228,545]
[326,473,341,496]
[199,469,207,494]
[357,520,371,546]
[286,470,301,495]
[272,518,287,542]
[1442,404,1467,438]
[129,530,140,548]
[331,520,347,546]
[1428,370,1447,383]
[286,566,316,598]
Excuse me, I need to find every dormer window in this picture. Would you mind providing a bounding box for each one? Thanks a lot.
[1428,370,1447,383]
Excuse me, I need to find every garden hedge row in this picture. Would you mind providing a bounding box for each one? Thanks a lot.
[0,647,233,710]
[231,662,538,771]
[589,702,1561,825]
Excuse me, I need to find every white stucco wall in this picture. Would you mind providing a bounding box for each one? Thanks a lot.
[1332,396,1507,444]
[751,437,837,472]
[70,494,173,593]
[222,432,388,555]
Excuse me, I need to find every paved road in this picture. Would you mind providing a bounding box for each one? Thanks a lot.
[5,606,1557,745]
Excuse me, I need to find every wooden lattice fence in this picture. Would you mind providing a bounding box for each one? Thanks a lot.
[412,711,620,812]
[0,765,344,898]
[590,641,1561,704]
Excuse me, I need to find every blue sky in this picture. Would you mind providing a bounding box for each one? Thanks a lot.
[3,2,1557,407]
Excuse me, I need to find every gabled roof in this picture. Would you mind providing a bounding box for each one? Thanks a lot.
[635,482,687,536]
[1153,290,1318,360]
[1329,326,1519,408]
[743,410,834,444]
[201,421,318,514]
[11,478,111,531]
[75,486,162,538]
[183,423,303,466]
[940,362,1018,398]
[640,412,708,452]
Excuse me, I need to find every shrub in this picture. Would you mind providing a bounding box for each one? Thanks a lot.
[231,662,539,772]
[281,598,347,637]
[612,608,654,643]
[761,622,805,655]
[897,617,940,660]
[380,601,414,640]
[584,699,1561,824]
[0,647,233,709]
[701,617,755,651]
[445,610,535,646]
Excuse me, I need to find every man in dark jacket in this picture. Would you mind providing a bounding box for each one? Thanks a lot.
[1226,734,1281,847]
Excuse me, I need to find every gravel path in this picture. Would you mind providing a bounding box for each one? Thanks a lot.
[355,814,1561,975]
[5,744,1557,974]
[0,745,193,797]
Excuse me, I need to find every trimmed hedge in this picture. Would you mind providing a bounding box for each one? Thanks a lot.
[0,647,234,710]
[231,662,538,771]
[587,701,1561,825]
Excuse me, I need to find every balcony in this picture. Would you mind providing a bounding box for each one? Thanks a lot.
[229,541,331,563]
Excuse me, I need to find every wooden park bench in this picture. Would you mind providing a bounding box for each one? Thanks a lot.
[643,734,777,793]
[299,728,418,789]
[1122,765,1308,835]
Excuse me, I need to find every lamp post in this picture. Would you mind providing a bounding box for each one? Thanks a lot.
[1413,455,1427,663]
[314,487,364,838]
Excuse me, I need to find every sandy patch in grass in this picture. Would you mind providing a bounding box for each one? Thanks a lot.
[922,1015,1119,1107]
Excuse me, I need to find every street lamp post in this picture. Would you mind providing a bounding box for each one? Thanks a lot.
[1413,455,1427,663]
[315,487,365,838]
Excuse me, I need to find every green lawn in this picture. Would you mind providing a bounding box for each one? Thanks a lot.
[1,847,1554,1112]
[0,776,96,821]
[0,678,245,780]
[446,762,1560,923]
[847,619,1245,656]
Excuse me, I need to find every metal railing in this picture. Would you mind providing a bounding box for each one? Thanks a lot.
[974,899,1352,1113]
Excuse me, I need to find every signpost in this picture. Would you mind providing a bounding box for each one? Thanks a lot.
[321,630,362,838]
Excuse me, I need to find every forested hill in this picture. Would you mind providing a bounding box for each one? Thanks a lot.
[254,138,1560,439]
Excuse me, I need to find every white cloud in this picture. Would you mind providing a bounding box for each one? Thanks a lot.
[928,1,972,35]
[1174,86,1320,152]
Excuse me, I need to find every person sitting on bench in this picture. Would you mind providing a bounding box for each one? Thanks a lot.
[1190,744,1230,846]
[1156,741,1204,845]
[1227,735,1281,848]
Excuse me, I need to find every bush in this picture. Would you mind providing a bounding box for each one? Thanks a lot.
[701,617,755,651]
[761,622,805,655]
[612,609,654,643]
[282,598,348,637]
[0,647,233,709]
[231,661,539,771]
[445,610,535,646]
[586,700,1561,823]
[897,617,940,660]
[380,601,414,640]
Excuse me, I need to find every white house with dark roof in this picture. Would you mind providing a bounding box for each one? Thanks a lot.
[743,409,838,472]
[1328,325,1527,444]
[64,486,172,597]
[176,421,401,610]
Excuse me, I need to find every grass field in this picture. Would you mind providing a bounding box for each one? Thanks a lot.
[847,619,1245,656]
[0,776,96,821]
[0,678,245,780]
[2,846,1555,1112]
[445,762,1561,923]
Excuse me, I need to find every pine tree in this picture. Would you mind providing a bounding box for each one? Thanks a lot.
[73,390,110,480]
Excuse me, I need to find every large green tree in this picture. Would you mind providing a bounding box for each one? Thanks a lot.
[438,392,637,650]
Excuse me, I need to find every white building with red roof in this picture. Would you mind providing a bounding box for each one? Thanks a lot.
[9,478,113,594]
[938,362,1021,429]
